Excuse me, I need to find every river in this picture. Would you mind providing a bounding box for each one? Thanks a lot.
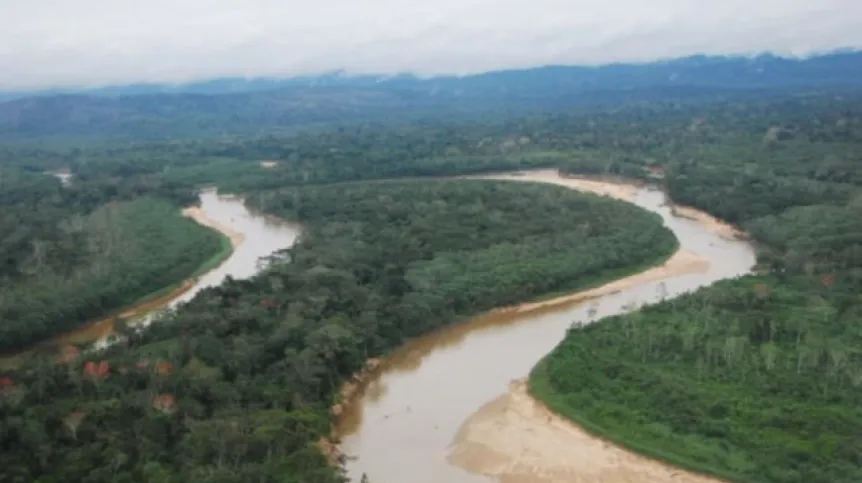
[16,188,301,355]
[336,170,757,483]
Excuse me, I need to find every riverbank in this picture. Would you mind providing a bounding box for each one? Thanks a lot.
[449,379,725,483]
[49,215,238,348]
[669,204,746,241]
[182,205,245,248]
[329,246,708,464]
[495,248,707,316]
[440,171,755,482]
[334,170,756,483]
[61,204,244,343]
[0,200,245,368]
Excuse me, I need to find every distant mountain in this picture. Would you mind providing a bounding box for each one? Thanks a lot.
[1,51,860,141]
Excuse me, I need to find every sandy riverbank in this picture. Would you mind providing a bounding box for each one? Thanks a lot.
[444,171,734,482]
[497,248,707,317]
[670,205,746,241]
[333,169,738,482]
[449,380,725,483]
[477,169,637,202]
[182,206,246,248]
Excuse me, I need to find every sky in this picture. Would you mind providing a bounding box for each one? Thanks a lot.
[1,0,861,91]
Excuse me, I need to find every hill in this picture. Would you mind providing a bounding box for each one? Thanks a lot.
[1,51,860,141]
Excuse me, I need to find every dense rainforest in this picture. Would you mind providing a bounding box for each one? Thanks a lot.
[0,180,675,482]
[532,101,862,481]
[1,51,860,141]
[0,87,861,482]
[0,168,226,351]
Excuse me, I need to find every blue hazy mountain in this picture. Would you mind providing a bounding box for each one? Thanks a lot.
[0,50,860,140]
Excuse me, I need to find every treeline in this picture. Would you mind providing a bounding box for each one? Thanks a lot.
[4,89,859,196]
[532,91,862,481]
[2,87,862,482]
[0,169,225,350]
[0,180,675,482]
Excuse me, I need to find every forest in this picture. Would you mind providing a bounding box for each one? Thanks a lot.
[1,51,860,141]
[0,180,674,482]
[531,96,862,481]
[0,87,860,482]
[0,168,226,351]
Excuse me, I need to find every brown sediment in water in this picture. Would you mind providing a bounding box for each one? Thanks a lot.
[333,169,748,480]
[470,169,638,202]
[0,204,244,367]
[332,247,709,438]
[182,206,245,248]
[49,278,200,347]
[481,170,747,242]
[669,204,747,241]
[499,249,707,316]
[448,379,726,483]
[332,171,711,433]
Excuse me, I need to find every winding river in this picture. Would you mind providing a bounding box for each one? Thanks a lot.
[336,170,757,483]
[31,169,753,481]
[16,188,301,355]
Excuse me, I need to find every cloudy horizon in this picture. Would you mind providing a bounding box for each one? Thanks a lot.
[2,0,861,92]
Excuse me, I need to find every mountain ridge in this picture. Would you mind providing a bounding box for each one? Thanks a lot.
[1,50,860,141]
[2,50,860,101]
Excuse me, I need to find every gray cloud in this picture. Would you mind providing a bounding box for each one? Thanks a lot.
[1,0,861,90]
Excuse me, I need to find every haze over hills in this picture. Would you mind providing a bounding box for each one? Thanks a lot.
[1,50,860,141]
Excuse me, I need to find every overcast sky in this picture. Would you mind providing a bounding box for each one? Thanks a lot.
[1,0,861,91]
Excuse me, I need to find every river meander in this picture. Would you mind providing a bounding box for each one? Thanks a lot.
[336,170,756,483]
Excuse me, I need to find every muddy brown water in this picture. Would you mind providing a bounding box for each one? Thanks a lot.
[2,188,301,358]
[89,188,302,349]
[336,171,757,483]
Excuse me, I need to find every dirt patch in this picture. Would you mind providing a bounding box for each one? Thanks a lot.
[449,380,725,483]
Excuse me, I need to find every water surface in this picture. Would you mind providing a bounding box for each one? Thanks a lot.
[337,174,756,483]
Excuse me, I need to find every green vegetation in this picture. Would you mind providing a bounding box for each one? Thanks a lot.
[0,171,225,350]
[1,86,861,482]
[0,179,674,482]
[532,94,862,483]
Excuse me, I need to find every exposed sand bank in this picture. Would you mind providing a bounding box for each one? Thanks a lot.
[670,205,746,241]
[445,170,734,482]
[182,206,245,248]
[475,169,637,202]
[449,380,725,483]
[497,249,707,317]
[333,169,741,483]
